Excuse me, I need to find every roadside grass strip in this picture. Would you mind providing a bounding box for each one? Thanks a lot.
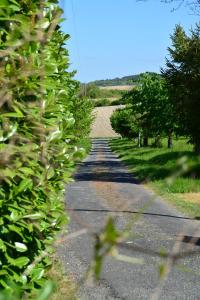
[110,138,200,218]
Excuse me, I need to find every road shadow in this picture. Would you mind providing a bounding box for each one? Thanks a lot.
[74,160,138,184]
[182,236,200,246]
[74,138,139,183]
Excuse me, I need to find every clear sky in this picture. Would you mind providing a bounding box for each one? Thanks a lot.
[59,0,199,83]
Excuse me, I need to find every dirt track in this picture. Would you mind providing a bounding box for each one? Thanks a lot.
[90,105,124,138]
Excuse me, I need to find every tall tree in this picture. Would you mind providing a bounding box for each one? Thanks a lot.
[162,23,200,152]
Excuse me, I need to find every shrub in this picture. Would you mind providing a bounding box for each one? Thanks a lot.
[0,0,92,297]
[110,107,139,138]
[110,99,125,106]
[94,98,110,107]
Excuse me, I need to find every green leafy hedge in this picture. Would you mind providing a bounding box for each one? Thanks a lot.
[0,0,92,297]
[110,107,139,138]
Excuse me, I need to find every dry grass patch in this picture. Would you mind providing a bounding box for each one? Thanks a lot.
[175,193,200,206]
[99,85,133,91]
[48,259,77,300]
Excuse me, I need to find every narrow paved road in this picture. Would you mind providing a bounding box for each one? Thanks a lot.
[58,139,200,300]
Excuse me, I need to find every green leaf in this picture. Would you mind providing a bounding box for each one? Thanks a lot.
[8,225,24,239]
[15,178,33,194]
[36,281,55,300]
[0,239,6,252]
[10,210,20,222]
[2,112,23,118]
[0,279,10,289]
[2,105,24,118]
[1,168,16,178]
[13,257,30,268]
[14,242,28,253]
[0,270,8,276]
[10,4,20,11]
[104,218,120,243]
[20,167,34,175]
[21,274,27,284]
[0,0,9,7]
[23,213,43,220]
[47,167,55,179]
[159,263,166,279]
[31,268,45,280]
[5,63,12,73]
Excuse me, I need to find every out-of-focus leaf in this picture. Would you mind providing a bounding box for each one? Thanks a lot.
[15,179,33,194]
[36,281,55,300]
[22,213,43,220]
[0,0,9,7]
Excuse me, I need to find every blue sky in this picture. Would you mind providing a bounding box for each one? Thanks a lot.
[59,0,199,83]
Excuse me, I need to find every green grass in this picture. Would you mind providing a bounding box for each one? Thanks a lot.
[110,138,200,217]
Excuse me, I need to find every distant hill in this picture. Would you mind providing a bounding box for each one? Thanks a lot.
[89,75,140,87]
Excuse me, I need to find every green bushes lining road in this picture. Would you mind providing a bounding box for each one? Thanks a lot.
[0,0,92,298]
[110,138,200,217]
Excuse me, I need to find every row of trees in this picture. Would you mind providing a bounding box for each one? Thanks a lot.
[0,0,92,298]
[111,23,200,152]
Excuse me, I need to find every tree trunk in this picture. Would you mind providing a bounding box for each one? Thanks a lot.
[168,133,173,149]
[138,131,141,148]
[143,136,148,147]
[154,136,162,148]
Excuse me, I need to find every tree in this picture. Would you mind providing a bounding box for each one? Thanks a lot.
[140,0,200,14]
[123,73,177,148]
[163,0,200,14]
[162,23,200,152]
[79,84,101,99]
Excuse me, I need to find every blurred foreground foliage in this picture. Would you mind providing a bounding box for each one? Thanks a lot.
[0,0,92,298]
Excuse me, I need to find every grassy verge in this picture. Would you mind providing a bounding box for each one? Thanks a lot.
[110,138,200,218]
[48,259,77,300]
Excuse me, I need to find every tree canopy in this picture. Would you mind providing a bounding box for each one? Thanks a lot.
[162,23,200,152]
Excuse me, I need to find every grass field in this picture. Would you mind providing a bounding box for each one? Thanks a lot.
[99,85,134,91]
[110,138,200,218]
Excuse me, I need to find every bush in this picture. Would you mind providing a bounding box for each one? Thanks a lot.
[110,99,125,106]
[0,0,92,297]
[110,107,139,138]
[94,98,111,107]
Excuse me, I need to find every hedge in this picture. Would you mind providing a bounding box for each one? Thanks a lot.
[0,0,92,297]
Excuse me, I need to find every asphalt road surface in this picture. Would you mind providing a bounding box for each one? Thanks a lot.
[58,139,200,300]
